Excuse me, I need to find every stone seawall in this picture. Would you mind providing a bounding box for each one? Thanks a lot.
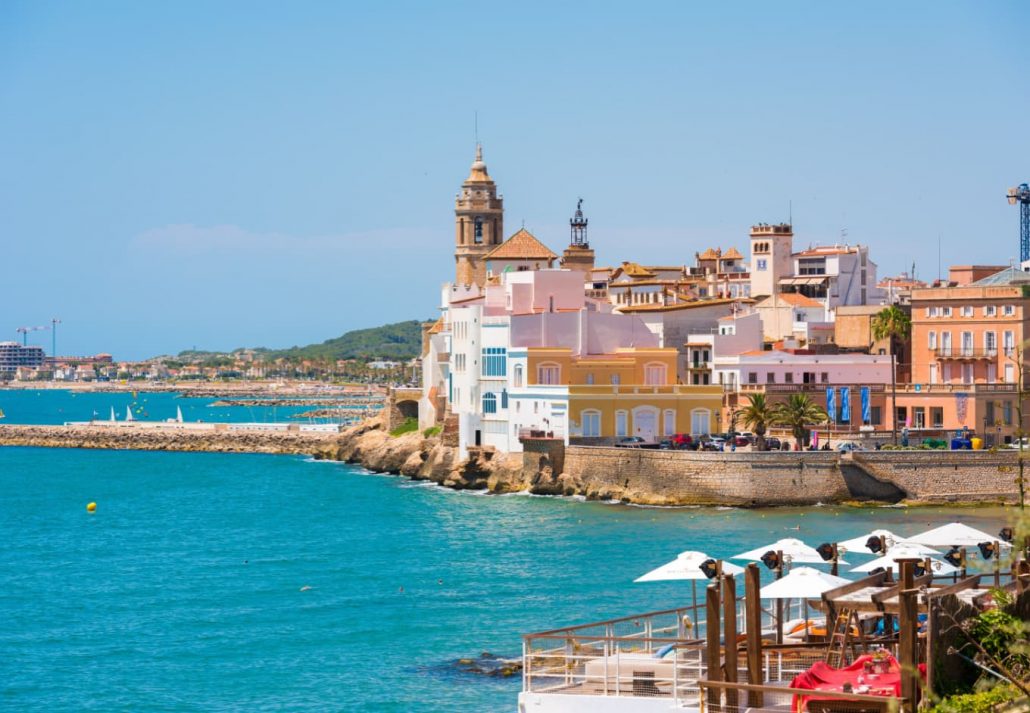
[0,424,341,456]
[854,451,1020,503]
[561,447,849,506]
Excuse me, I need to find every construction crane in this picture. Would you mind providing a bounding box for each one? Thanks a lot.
[15,325,49,346]
[1007,183,1030,263]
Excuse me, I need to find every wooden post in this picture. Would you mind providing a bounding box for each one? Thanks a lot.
[898,559,920,713]
[994,540,1001,587]
[722,573,739,711]
[745,564,764,709]
[831,543,839,577]
[706,583,722,710]
[775,550,784,645]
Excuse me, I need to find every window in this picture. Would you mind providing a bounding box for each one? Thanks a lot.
[585,373,594,385]
[482,392,497,414]
[928,331,937,350]
[985,332,997,355]
[748,372,758,384]
[784,372,794,384]
[1004,331,1015,355]
[766,372,776,384]
[961,306,973,317]
[1004,305,1016,316]
[615,411,628,437]
[929,363,937,384]
[513,365,523,387]
[1004,400,1014,426]
[912,407,925,429]
[644,363,667,386]
[500,390,508,409]
[611,373,621,385]
[961,332,973,357]
[664,409,676,437]
[930,407,944,428]
[537,363,561,385]
[986,305,997,317]
[962,363,973,385]
[821,372,829,383]
[987,401,996,427]
[482,347,507,377]
[870,406,882,426]
[942,306,952,317]
[474,217,483,244]
[940,332,952,356]
[756,259,768,271]
[896,406,907,427]
[1006,363,1015,384]
[582,411,601,437]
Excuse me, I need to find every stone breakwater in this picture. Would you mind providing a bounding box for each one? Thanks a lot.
[0,424,340,455]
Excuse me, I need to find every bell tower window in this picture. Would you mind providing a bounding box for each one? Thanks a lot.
[474,217,483,244]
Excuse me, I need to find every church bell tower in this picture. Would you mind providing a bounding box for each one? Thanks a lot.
[454,144,504,286]
[560,198,596,275]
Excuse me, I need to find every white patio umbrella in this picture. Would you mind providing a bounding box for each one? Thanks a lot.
[759,567,851,600]
[635,550,744,613]
[837,529,940,556]
[733,538,848,566]
[906,522,1011,549]
[635,550,744,582]
[849,544,959,575]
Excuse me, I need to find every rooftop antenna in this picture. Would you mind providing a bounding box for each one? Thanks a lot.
[474,110,479,145]
[937,233,942,283]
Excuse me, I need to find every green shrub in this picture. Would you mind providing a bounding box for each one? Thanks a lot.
[422,425,442,438]
[389,417,419,437]
[930,683,1020,713]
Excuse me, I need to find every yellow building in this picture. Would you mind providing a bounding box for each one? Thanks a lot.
[526,346,722,440]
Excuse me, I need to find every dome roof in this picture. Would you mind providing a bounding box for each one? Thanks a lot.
[465,144,492,183]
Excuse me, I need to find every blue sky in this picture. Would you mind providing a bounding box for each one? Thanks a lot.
[2,2,1028,359]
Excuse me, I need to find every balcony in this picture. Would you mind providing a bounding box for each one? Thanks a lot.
[738,383,886,393]
[896,383,1017,394]
[934,348,997,360]
[686,361,711,371]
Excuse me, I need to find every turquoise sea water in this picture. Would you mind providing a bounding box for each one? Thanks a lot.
[0,389,328,425]
[0,445,1012,712]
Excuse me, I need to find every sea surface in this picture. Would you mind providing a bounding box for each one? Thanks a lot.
[0,447,1012,712]
[0,388,350,426]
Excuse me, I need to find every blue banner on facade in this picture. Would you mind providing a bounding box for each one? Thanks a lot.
[861,386,871,424]
[826,387,836,424]
[841,387,851,423]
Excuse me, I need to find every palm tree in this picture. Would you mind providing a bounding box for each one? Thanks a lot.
[871,305,912,445]
[772,393,829,448]
[736,393,775,451]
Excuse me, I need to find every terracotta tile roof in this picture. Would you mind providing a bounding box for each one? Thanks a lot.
[793,246,859,257]
[758,292,823,308]
[427,317,445,334]
[617,261,656,278]
[721,248,744,260]
[484,228,557,260]
[618,298,739,313]
[698,248,720,260]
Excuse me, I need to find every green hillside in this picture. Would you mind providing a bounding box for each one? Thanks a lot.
[260,319,428,361]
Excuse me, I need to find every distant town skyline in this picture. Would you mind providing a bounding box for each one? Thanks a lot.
[2,2,1028,360]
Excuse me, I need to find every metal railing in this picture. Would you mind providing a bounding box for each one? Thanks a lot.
[935,348,997,359]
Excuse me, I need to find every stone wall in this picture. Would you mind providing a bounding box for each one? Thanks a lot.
[854,451,1021,503]
[385,387,421,431]
[562,447,848,506]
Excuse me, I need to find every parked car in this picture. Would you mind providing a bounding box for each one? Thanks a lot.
[615,436,646,448]
[704,436,727,451]
[734,434,752,447]
[837,441,864,452]
[763,437,781,451]
[669,433,693,449]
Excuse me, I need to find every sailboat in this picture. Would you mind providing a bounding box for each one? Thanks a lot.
[125,406,134,422]
[110,406,116,422]
[176,406,184,424]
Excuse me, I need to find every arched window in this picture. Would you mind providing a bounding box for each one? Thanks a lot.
[582,410,602,437]
[537,362,561,385]
[643,362,667,386]
[474,217,483,244]
[513,364,524,387]
[482,392,497,414]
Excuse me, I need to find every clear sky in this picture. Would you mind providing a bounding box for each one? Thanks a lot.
[2,2,1029,360]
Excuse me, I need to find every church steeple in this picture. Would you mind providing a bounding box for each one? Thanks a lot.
[454,144,504,286]
[560,198,595,275]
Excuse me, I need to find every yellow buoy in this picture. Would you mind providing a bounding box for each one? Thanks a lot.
[86,502,97,513]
